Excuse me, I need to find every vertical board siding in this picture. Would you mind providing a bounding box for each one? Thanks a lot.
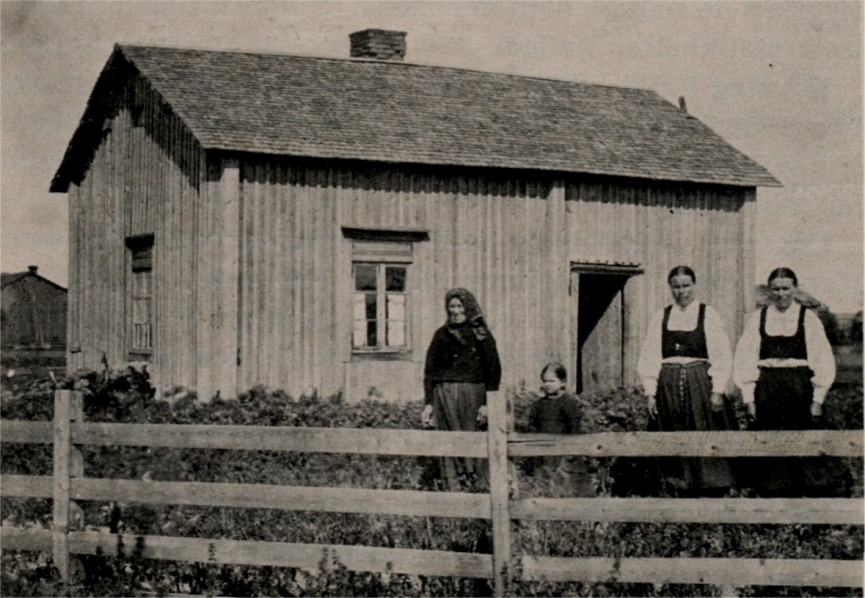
[236,161,569,401]
[566,180,749,387]
[67,74,205,394]
[69,93,754,404]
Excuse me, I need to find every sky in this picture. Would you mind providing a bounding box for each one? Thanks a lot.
[1,1,862,313]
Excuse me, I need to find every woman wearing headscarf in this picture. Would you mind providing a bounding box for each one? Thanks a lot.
[733,267,838,496]
[637,266,738,496]
[422,288,501,491]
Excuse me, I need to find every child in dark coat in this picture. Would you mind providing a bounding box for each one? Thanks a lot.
[528,362,593,496]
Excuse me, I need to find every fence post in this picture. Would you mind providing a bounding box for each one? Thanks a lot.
[487,390,510,597]
[53,389,84,582]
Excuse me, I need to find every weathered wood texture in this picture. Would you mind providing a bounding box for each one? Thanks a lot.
[75,423,486,456]
[3,475,859,526]
[521,556,863,587]
[66,73,205,394]
[3,390,861,591]
[67,94,755,401]
[3,420,859,457]
[0,528,491,579]
[4,527,858,587]
[509,430,864,457]
[0,272,67,349]
[487,391,512,594]
[512,497,864,524]
[566,182,753,394]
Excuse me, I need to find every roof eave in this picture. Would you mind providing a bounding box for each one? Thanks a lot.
[201,144,781,188]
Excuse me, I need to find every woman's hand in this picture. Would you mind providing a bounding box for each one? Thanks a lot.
[709,392,724,412]
[421,404,434,428]
[646,395,658,419]
[746,402,757,422]
[810,401,823,419]
[476,404,488,428]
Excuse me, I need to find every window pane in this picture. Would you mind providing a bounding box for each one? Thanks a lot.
[352,293,366,321]
[352,320,367,348]
[386,319,405,347]
[386,293,406,321]
[366,321,377,346]
[385,266,406,292]
[365,293,377,320]
[354,264,377,291]
[386,293,406,347]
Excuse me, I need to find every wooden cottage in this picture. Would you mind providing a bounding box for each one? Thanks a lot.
[51,29,779,401]
[1,266,67,350]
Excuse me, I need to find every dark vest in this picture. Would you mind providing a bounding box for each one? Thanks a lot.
[759,305,808,360]
[661,303,709,359]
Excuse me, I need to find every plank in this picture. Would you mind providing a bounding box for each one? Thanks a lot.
[0,526,52,552]
[66,478,489,519]
[521,556,864,588]
[64,531,492,579]
[0,474,52,498]
[0,420,52,443]
[512,497,865,525]
[509,430,863,457]
[487,391,511,596]
[53,390,76,581]
[68,423,487,457]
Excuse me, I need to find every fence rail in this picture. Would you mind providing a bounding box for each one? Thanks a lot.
[1,390,863,595]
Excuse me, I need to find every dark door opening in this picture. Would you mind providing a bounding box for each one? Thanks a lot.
[572,272,631,394]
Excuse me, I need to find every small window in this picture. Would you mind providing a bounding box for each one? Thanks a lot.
[352,262,408,351]
[127,235,154,357]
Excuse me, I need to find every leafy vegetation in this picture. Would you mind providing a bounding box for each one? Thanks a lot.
[1,368,862,596]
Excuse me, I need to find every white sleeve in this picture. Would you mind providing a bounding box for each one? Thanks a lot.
[805,309,836,404]
[704,306,732,394]
[637,310,665,397]
[733,310,762,404]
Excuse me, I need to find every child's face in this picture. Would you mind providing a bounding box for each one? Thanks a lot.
[541,370,565,396]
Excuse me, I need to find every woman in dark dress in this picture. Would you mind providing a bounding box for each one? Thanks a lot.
[637,266,738,496]
[422,288,501,491]
[733,267,837,496]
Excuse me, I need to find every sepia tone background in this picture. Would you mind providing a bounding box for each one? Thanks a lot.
[1,0,862,313]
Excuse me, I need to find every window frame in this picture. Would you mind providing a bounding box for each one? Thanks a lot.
[342,227,429,362]
[351,257,411,358]
[126,234,154,361]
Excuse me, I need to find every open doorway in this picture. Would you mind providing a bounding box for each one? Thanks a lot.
[570,265,641,394]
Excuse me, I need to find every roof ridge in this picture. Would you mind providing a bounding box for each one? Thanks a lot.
[116,42,663,97]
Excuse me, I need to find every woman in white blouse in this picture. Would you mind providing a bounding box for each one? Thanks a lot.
[637,266,737,496]
[733,267,836,496]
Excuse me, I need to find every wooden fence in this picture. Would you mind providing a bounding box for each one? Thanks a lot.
[1,390,863,595]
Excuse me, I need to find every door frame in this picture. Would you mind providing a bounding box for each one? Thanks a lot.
[569,262,643,394]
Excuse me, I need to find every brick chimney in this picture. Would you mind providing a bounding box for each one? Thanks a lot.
[27,265,38,274]
[349,29,406,61]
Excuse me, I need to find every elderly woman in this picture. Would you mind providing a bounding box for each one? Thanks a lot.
[733,267,837,496]
[637,266,737,496]
[422,288,501,491]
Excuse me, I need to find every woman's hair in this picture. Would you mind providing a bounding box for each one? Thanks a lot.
[767,267,798,286]
[444,287,490,340]
[444,287,483,321]
[541,362,567,382]
[667,265,696,283]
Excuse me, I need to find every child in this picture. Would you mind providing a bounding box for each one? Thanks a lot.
[528,362,592,496]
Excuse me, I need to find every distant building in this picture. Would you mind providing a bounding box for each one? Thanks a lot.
[1,266,67,349]
[51,30,779,401]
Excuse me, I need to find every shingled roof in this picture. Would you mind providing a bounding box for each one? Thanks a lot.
[51,43,780,192]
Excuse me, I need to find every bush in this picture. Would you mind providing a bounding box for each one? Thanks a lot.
[2,369,862,596]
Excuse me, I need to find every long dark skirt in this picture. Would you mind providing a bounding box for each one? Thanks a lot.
[749,367,848,497]
[656,361,737,495]
[432,382,487,491]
